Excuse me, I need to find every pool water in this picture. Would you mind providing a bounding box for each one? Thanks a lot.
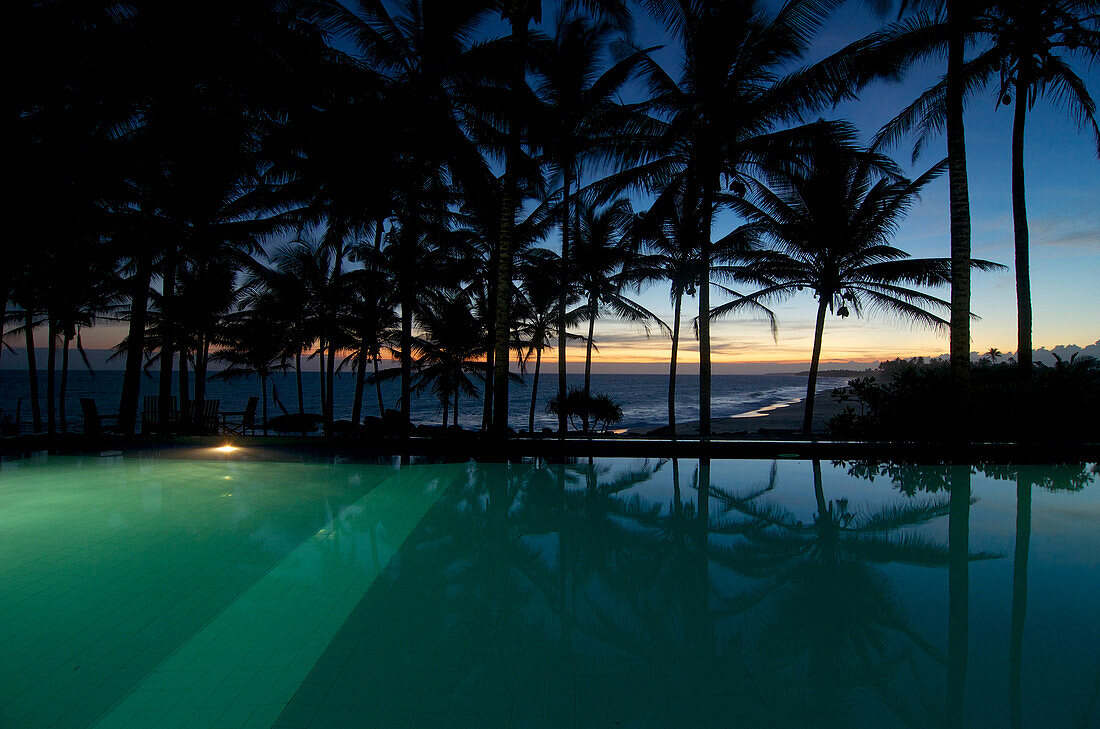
[1,453,1097,728]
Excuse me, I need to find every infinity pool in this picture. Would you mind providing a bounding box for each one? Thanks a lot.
[0,452,1097,728]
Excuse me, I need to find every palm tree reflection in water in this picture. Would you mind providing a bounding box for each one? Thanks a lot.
[409,458,998,727]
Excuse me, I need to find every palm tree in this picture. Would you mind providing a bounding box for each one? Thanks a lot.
[450,171,552,430]
[993,1,1100,375]
[345,226,400,424]
[307,0,497,433]
[9,267,45,433]
[572,199,668,431]
[44,241,120,433]
[986,346,1003,364]
[528,11,643,433]
[627,183,777,434]
[109,0,321,434]
[486,0,630,434]
[242,242,323,416]
[715,126,1004,434]
[212,313,291,435]
[849,1,1001,427]
[876,2,1100,375]
[411,294,490,428]
[608,0,859,439]
[515,250,584,433]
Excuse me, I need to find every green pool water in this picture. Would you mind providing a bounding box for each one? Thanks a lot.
[1,452,1097,729]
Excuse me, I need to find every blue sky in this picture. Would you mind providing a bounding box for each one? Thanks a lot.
[590,0,1100,366]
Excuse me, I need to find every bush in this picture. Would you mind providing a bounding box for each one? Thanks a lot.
[825,356,1100,442]
[545,387,625,433]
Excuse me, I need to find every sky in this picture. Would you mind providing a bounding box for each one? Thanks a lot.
[64,0,1100,369]
[585,1,1100,366]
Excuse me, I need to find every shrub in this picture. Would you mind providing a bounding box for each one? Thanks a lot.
[826,357,1100,442]
[545,387,625,432]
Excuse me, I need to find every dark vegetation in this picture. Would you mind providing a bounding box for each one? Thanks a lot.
[828,356,1100,442]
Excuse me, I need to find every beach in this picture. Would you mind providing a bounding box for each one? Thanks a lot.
[636,391,849,436]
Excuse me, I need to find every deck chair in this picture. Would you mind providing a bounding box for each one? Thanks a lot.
[221,397,259,435]
[142,395,179,434]
[186,399,221,434]
[80,399,118,437]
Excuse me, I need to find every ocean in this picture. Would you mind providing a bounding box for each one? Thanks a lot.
[0,369,851,434]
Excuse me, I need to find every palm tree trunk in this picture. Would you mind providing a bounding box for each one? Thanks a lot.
[24,311,41,433]
[699,175,715,441]
[453,389,459,427]
[158,243,177,427]
[400,295,413,432]
[583,294,597,433]
[812,459,828,520]
[46,319,57,435]
[1009,473,1032,729]
[491,15,530,435]
[803,296,830,435]
[483,290,495,430]
[946,0,973,427]
[947,465,971,729]
[1011,76,1032,375]
[325,337,336,427]
[118,251,153,435]
[0,284,7,371]
[295,350,304,414]
[196,335,210,406]
[558,165,573,434]
[179,348,190,425]
[442,391,449,428]
[352,350,366,426]
[669,289,682,435]
[492,174,517,434]
[261,372,269,436]
[317,342,326,419]
[179,349,190,428]
[529,345,542,433]
[374,357,385,419]
[59,334,71,434]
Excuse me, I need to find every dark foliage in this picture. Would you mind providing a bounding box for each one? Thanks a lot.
[827,356,1100,442]
[545,387,624,432]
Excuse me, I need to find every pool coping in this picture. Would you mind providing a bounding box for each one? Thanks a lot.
[2,432,1098,464]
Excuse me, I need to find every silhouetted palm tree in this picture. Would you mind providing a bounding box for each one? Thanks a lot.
[450,171,552,429]
[213,313,292,435]
[515,250,584,433]
[715,126,1003,433]
[572,198,668,430]
[854,0,999,426]
[627,183,776,433]
[486,0,630,433]
[608,0,856,439]
[529,11,643,432]
[875,2,1100,375]
[411,295,489,428]
[344,226,400,424]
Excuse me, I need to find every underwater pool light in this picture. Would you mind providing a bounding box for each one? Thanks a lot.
[214,444,239,454]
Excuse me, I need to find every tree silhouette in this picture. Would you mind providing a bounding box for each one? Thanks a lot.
[716,124,1003,433]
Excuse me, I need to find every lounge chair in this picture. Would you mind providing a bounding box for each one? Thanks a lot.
[221,397,259,435]
[183,399,221,435]
[80,399,118,437]
[142,395,179,434]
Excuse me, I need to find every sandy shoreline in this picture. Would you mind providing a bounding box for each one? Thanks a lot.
[629,392,848,436]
